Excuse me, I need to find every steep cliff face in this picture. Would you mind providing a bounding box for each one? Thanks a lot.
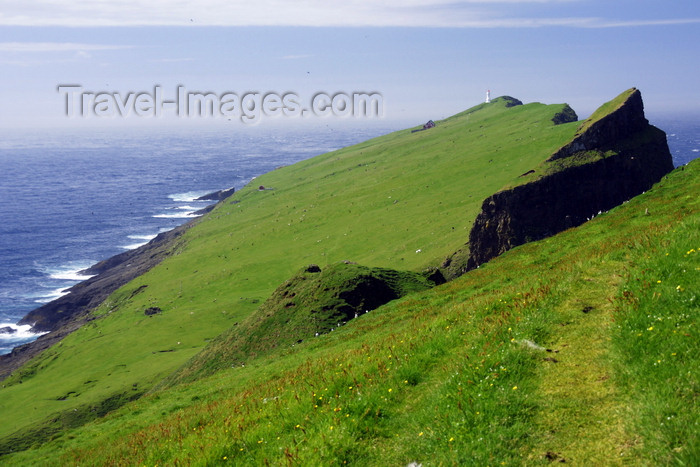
[466,88,674,270]
[548,88,650,161]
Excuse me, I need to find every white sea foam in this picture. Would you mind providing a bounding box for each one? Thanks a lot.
[0,323,48,345]
[152,211,200,219]
[48,270,92,281]
[48,269,95,281]
[168,191,211,202]
[28,261,97,303]
[121,233,159,250]
[31,286,72,303]
[0,323,42,337]
[128,234,158,241]
[41,261,96,281]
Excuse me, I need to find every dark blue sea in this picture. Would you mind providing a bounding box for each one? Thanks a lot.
[0,124,396,354]
[0,117,698,355]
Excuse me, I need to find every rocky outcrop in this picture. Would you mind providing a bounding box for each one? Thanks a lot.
[163,262,443,386]
[549,88,650,161]
[195,187,235,201]
[191,187,237,215]
[551,104,578,125]
[500,96,523,108]
[466,88,674,270]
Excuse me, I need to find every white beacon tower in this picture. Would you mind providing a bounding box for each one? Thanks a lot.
[485,89,491,103]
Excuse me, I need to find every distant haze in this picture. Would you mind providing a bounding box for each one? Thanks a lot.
[1,1,699,128]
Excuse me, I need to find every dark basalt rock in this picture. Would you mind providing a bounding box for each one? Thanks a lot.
[144,307,162,316]
[551,104,578,125]
[195,187,235,201]
[548,88,649,161]
[501,96,523,107]
[465,88,673,271]
[191,187,237,215]
[0,327,16,335]
[193,199,239,216]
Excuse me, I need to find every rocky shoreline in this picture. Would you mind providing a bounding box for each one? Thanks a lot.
[0,186,235,381]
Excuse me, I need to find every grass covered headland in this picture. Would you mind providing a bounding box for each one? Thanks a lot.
[0,89,696,465]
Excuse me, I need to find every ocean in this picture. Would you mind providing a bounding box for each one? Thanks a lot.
[0,117,698,355]
[0,124,396,354]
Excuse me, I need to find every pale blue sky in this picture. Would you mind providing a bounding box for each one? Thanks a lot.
[1,0,698,128]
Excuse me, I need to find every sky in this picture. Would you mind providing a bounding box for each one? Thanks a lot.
[0,0,699,129]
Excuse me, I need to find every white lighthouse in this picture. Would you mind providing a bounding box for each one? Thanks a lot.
[485,89,491,103]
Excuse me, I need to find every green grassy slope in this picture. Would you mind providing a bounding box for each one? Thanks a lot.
[6,152,697,467]
[575,88,636,135]
[165,262,441,386]
[0,97,579,446]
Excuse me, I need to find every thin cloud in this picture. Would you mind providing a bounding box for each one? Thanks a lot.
[441,16,700,28]
[153,57,195,63]
[282,54,314,60]
[0,42,133,53]
[583,18,700,28]
[0,1,697,28]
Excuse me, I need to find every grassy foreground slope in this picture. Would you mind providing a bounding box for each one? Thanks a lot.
[164,262,442,386]
[6,149,698,466]
[0,97,579,444]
